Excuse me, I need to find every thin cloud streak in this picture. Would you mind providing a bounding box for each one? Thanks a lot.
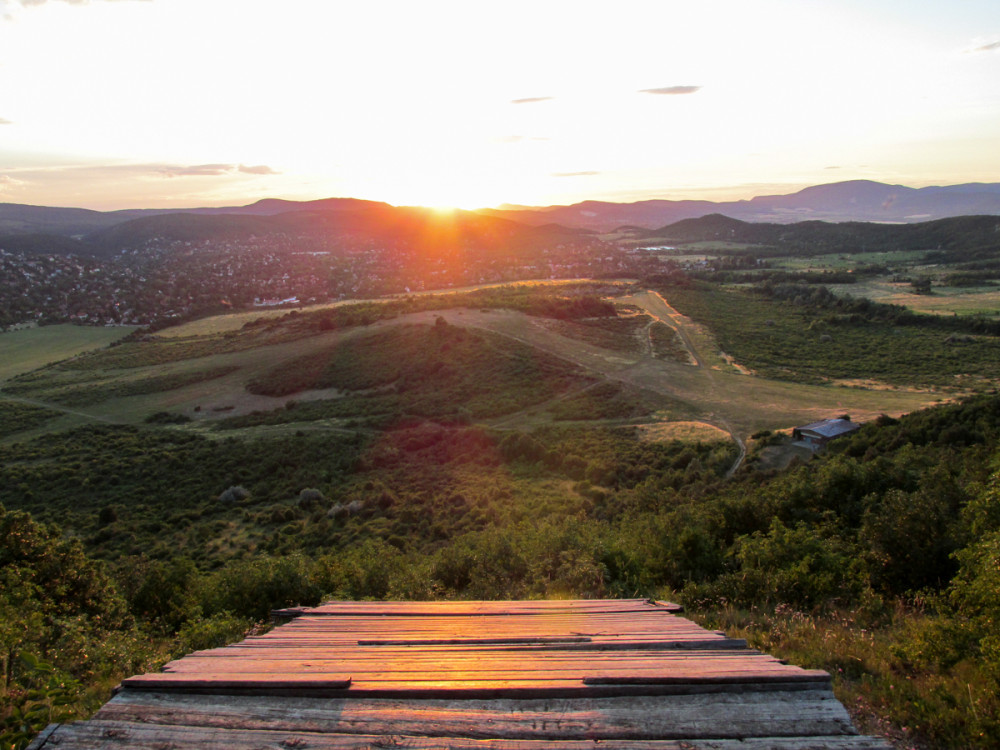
[16,0,150,6]
[510,96,554,105]
[639,85,702,95]
[239,164,279,175]
[968,40,1000,53]
[552,171,600,178]
[160,164,232,177]
[1,161,279,180]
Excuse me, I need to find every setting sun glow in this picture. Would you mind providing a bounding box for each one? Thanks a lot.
[0,0,998,210]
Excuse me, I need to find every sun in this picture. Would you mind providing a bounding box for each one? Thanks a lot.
[393,183,501,212]
[353,166,528,212]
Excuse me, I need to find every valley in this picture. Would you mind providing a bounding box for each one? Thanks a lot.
[3,215,1000,749]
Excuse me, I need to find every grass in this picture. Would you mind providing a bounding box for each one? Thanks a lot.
[687,601,1000,749]
[6,365,241,407]
[636,420,730,443]
[0,400,56,438]
[539,316,648,355]
[649,321,692,362]
[155,279,632,339]
[772,250,930,272]
[246,321,591,420]
[546,381,675,421]
[0,325,136,382]
[662,283,1000,388]
[0,295,942,451]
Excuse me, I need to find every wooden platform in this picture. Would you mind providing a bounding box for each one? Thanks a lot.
[29,599,889,749]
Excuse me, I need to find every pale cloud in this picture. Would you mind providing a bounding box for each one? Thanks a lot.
[238,164,279,175]
[158,163,232,177]
[17,0,150,6]
[1,162,281,184]
[2,0,150,22]
[0,161,283,208]
[3,162,277,179]
[967,40,1000,53]
[0,174,27,192]
[510,96,554,105]
[639,85,702,95]
[552,171,600,177]
[0,118,12,125]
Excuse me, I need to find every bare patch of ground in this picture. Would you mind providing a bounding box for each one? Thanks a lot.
[637,421,731,443]
[832,378,934,392]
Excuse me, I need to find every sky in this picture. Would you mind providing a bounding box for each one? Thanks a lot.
[1,0,998,211]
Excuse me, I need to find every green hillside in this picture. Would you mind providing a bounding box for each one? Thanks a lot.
[2,281,1000,748]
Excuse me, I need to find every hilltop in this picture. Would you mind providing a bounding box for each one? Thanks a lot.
[3,179,1000,246]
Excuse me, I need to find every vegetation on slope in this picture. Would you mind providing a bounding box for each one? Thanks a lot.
[661,280,1000,387]
[3,394,1000,746]
[246,319,590,419]
[5,274,1000,748]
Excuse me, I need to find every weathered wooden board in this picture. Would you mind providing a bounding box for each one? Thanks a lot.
[30,721,891,750]
[292,598,684,617]
[30,599,889,749]
[95,690,858,739]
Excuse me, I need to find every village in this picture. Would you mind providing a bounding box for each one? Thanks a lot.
[0,233,658,331]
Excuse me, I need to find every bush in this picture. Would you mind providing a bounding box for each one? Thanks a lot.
[218,485,250,504]
[297,488,326,510]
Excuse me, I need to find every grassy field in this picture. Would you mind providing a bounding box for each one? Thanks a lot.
[0,286,943,448]
[0,325,136,381]
[157,279,632,338]
[772,249,930,271]
[829,281,1000,317]
[763,250,1000,319]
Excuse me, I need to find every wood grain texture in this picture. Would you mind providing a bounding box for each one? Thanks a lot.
[32,599,889,749]
[31,721,892,749]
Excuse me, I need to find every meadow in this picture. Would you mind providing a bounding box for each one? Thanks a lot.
[0,324,135,381]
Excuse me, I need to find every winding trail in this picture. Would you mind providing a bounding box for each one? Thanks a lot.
[0,392,122,424]
[617,290,746,474]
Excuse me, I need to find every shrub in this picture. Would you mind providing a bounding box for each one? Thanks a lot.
[218,485,250,504]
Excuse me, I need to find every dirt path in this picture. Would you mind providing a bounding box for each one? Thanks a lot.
[622,290,703,367]
[616,291,752,472]
[422,300,934,477]
[0,392,124,424]
[10,293,936,477]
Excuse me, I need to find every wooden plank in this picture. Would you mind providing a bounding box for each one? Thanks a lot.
[158,656,804,674]
[300,599,681,617]
[24,723,60,750]
[356,637,593,646]
[115,679,836,701]
[39,600,886,748]
[31,721,893,749]
[96,690,859,739]
[162,653,781,672]
[187,639,751,653]
[121,675,351,690]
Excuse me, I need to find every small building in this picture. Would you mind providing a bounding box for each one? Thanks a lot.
[793,417,861,450]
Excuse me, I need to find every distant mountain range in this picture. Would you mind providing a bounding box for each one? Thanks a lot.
[483,180,1000,231]
[625,213,1000,262]
[2,180,1000,254]
[0,198,597,259]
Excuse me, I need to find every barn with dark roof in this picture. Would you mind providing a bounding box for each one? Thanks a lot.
[793,417,861,450]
